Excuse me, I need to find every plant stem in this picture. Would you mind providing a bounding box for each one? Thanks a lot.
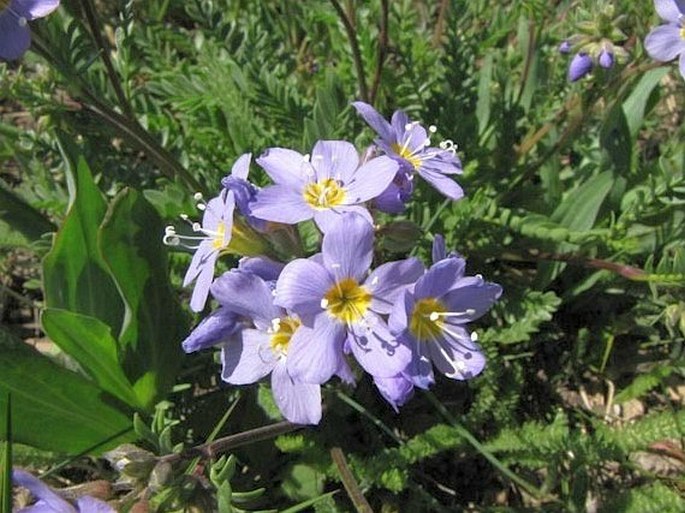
[331,447,374,513]
[79,0,134,119]
[369,0,389,105]
[159,420,302,464]
[329,0,369,103]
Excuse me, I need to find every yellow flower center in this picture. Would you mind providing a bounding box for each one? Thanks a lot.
[681,26,685,41]
[323,278,372,324]
[409,297,446,342]
[212,222,227,250]
[303,178,346,209]
[0,0,9,11]
[391,142,422,170]
[270,317,301,356]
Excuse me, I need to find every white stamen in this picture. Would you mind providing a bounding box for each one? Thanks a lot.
[454,360,467,371]
[370,276,379,286]
[302,154,311,162]
[192,222,202,232]
[193,192,204,201]
[404,123,413,131]
[470,331,479,342]
[428,125,437,133]
[320,298,329,309]
[196,203,206,211]
[180,214,189,221]
[429,309,476,321]
[18,17,27,27]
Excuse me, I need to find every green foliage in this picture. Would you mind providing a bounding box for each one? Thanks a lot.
[2,0,684,511]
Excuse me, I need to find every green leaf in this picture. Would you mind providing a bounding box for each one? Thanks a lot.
[622,67,670,138]
[0,328,132,453]
[0,181,56,242]
[41,309,141,409]
[42,157,125,335]
[600,102,632,173]
[98,188,185,410]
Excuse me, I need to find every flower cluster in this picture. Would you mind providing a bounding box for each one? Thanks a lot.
[0,0,60,61]
[645,0,685,80]
[558,3,629,81]
[168,106,501,425]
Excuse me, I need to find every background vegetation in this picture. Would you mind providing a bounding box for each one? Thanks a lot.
[1,0,684,511]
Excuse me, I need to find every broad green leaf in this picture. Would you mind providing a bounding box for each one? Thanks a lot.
[600,102,632,174]
[0,181,56,242]
[41,309,141,409]
[99,189,185,410]
[42,157,125,335]
[537,171,615,286]
[622,68,670,138]
[0,328,132,453]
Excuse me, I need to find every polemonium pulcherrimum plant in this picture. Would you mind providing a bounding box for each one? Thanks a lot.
[0,0,60,61]
[645,0,685,80]
[171,103,502,424]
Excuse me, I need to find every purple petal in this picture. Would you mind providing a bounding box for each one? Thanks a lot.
[13,0,60,19]
[311,140,360,183]
[256,147,309,186]
[432,235,447,263]
[388,289,412,336]
[251,185,313,224]
[275,258,332,317]
[182,307,242,353]
[210,271,280,327]
[348,313,411,378]
[374,182,409,213]
[417,168,464,200]
[645,24,685,62]
[373,374,414,412]
[402,334,435,389]
[654,0,685,22]
[430,327,486,380]
[343,155,398,204]
[414,258,466,300]
[184,245,218,312]
[322,213,373,281]
[0,12,31,61]
[313,205,373,233]
[558,40,572,54]
[13,469,74,513]
[442,278,503,323]
[238,256,285,282]
[390,110,411,138]
[202,194,234,236]
[230,153,251,180]
[286,316,345,384]
[221,329,274,384]
[568,52,593,81]
[352,101,396,143]
[271,362,322,424]
[75,496,116,513]
[367,257,424,314]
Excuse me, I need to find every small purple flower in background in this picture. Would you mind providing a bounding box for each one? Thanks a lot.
[13,468,114,513]
[163,154,252,312]
[598,47,615,69]
[645,0,685,80]
[352,101,464,208]
[389,248,502,389]
[251,140,397,232]
[0,0,60,61]
[275,214,423,384]
[568,52,594,81]
[558,40,572,54]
